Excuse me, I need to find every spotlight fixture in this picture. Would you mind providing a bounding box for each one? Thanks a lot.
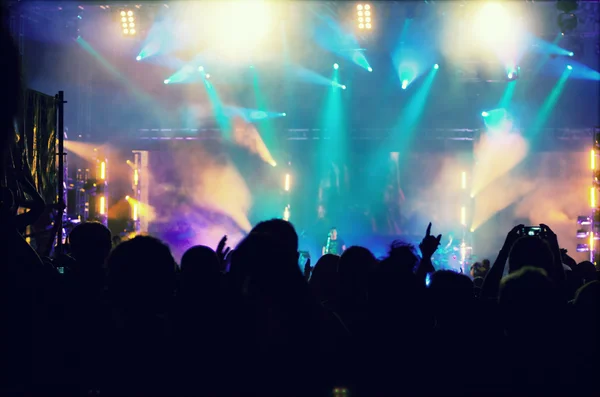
[434,64,439,70]
[556,1,578,35]
[356,4,373,30]
[120,9,136,36]
[481,111,489,117]
[333,63,339,70]
[367,67,373,72]
[567,65,573,70]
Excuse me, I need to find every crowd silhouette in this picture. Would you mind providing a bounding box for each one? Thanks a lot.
[1,7,600,397]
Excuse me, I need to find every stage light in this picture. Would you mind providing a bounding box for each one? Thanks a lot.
[125,195,130,201]
[100,161,106,180]
[461,171,467,190]
[481,111,489,117]
[133,203,139,221]
[205,74,211,79]
[282,113,287,116]
[357,4,373,30]
[120,9,136,36]
[341,85,347,90]
[460,206,466,226]
[368,67,373,72]
[577,244,590,252]
[592,149,596,170]
[401,80,408,89]
[136,55,141,61]
[578,216,592,225]
[577,229,590,239]
[99,196,105,215]
[134,169,139,186]
[284,174,291,191]
[568,51,574,57]
[283,205,290,221]
[434,64,439,70]
[591,186,596,208]
[508,72,513,79]
[198,66,204,72]
[567,65,573,70]
[333,63,339,70]
[164,79,170,84]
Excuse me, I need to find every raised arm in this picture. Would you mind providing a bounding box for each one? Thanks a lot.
[481,225,523,300]
[416,222,441,284]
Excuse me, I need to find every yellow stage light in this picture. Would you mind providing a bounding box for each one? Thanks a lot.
[284,173,291,191]
[100,161,106,180]
[591,186,596,208]
[356,4,373,30]
[134,169,139,186]
[461,171,467,190]
[99,196,105,215]
[120,9,136,36]
[133,203,139,221]
[591,149,595,170]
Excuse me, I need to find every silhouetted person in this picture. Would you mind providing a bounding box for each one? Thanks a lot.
[105,236,177,396]
[309,253,340,309]
[64,222,112,393]
[498,267,568,394]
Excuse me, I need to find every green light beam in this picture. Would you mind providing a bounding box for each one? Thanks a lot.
[76,36,155,108]
[251,68,277,152]
[528,67,571,144]
[202,79,232,139]
[395,67,438,153]
[498,80,517,108]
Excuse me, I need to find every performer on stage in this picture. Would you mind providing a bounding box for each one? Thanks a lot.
[322,227,346,256]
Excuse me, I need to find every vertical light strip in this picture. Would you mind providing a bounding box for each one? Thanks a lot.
[591,149,596,170]
[591,187,596,208]
[134,169,139,186]
[590,232,595,262]
[284,173,291,192]
[100,161,106,180]
[461,171,467,190]
[133,203,138,221]
[99,196,105,215]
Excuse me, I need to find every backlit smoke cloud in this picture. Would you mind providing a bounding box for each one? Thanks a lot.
[148,142,252,260]
[471,130,529,197]
[232,118,277,166]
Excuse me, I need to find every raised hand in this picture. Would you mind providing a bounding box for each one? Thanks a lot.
[303,257,312,281]
[419,222,442,259]
[501,224,524,253]
[216,235,231,264]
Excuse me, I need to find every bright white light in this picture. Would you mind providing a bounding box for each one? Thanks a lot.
[434,64,439,69]
[367,67,373,72]
[136,55,141,61]
[282,113,287,117]
[205,74,211,79]
[341,85,347,90]
[201,1,272,60]
[198,66,204,72]
[164,79,170,84]
[567,65,573,70]
[568,51,574,57]
[472,3,522,62]
[401,79,408,89]
[508,72,513,79]
[481,111,489,117]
